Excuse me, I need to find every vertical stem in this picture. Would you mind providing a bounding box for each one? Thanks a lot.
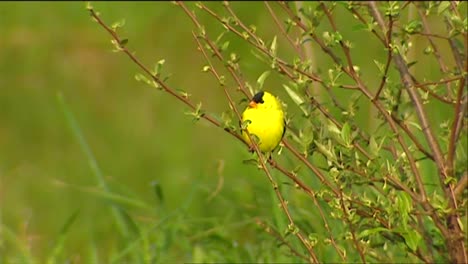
[294,2,320,98]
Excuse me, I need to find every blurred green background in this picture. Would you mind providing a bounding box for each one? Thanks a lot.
[0,1,465,263]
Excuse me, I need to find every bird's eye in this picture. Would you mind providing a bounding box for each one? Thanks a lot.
[252,91,265,104]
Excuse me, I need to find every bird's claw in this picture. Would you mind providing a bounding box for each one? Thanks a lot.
[267,155,276,166]
[248,145,255,153]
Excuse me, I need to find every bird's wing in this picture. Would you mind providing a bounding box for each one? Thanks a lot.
[282,119,286,139]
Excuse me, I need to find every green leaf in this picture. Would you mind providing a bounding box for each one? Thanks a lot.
[437,1,450,15]
[185,102,204,121]
[314,140,337,164]
[240,120,251,130]
[341,122,352,148]
[385,1,400,17]
[283,84,309,117]
[444,176,456,185]
[406,121,422,131]
[308,233,319,247]
[119,38,128,47]
[423,46,434,55]
[374,59,385,75]
[396,191,413,229]
[269,35,278,56]
[151,181,164,204]
[402,229,421,251]
[357,227,389,239]
[351,23,368,32]
[368,135,379,158]
[404,20,422,34]
[85,1,93,11]
[153,59,165,76]
[215,30,227,44]
[256,71,270,91]
[326,120,347,147]
[111,19,126,30]
[220,111,236,131]
[299,120,314,156]
[135,73,152,86]
[220,41,230,52]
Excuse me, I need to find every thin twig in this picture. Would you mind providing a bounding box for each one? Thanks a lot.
[338,192,367,263]
[374,15,393,100]
[415,3,449,74]
[447,76,467,180]
[88,7,245,144]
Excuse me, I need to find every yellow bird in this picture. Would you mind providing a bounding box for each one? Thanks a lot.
[241,91,285,153]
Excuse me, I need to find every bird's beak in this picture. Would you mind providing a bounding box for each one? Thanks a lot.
[249,101,257,108]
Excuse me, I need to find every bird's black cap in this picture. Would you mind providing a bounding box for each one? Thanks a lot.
[252,91,265,104]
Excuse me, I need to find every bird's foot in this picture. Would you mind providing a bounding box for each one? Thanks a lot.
[267,155,277,166]
[248,145,255,153]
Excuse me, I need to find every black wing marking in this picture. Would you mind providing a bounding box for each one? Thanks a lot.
[281,119,286,139]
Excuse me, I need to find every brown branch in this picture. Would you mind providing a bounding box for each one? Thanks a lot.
[374,15,394,100]
[390,113,435,161]
[349,6,385,44]
[447,75,467,178]
[446,20,465,73]
[338,192,367,263]
[282,139,340,196]
[308,96,374,160]
[87,6,246,144]
[278,2,343,67]
[413,79,461,105]
[415,3,450,76]
[413,2,454,99]
[448,0,467,49]
[293,1,318,88]
[191,32,243,118]
[177,2,251,99]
